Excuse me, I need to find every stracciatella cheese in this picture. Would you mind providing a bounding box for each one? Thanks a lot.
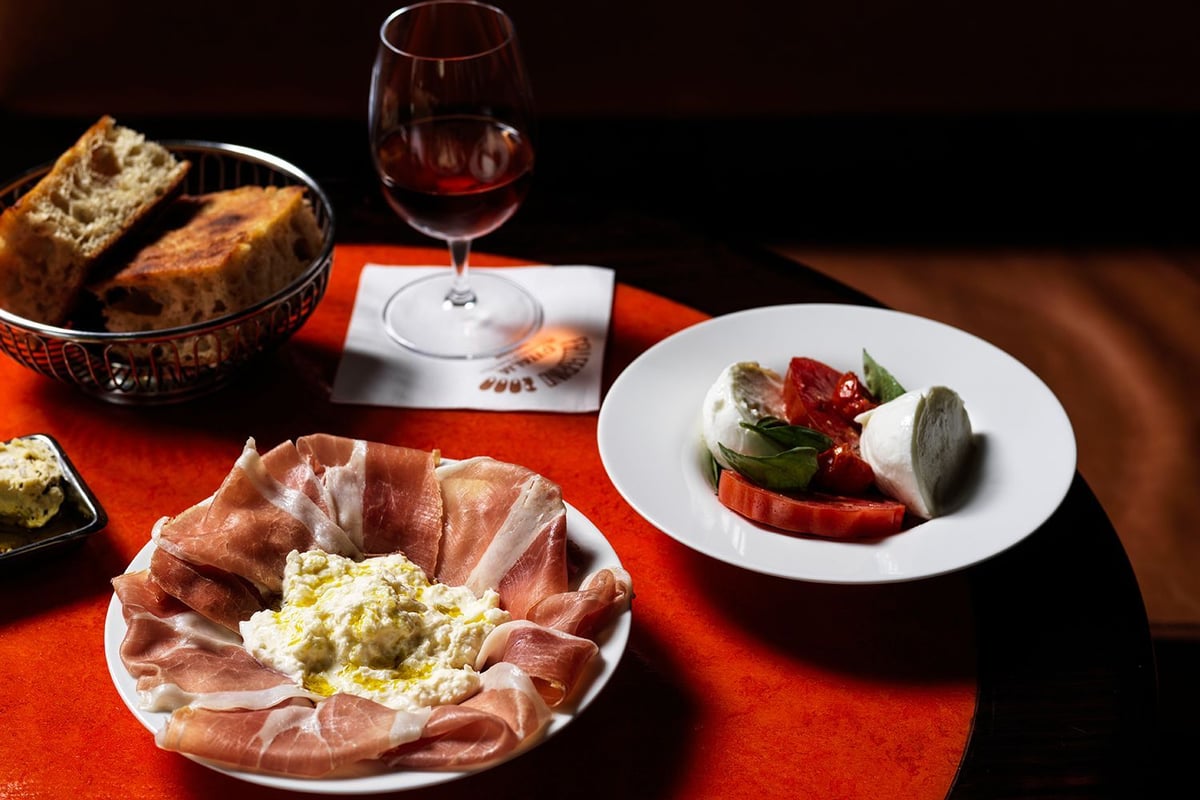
[240,549,511,711]
[0,437,65,531]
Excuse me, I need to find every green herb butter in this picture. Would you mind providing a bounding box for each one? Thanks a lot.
[0,437,65,533]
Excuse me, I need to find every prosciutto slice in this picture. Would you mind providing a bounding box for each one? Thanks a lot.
[157,693,432,778]
[296,434,443,572]
[526,567,634,639]
[153,438,360,592]
[156,663,549,778]
[476,621,601,707]
[147,547,266,632]
[383,663,552,770]
[113,570,316,712]
[259,438,340,515]
[468,568,633,707]
[435,457,569,618]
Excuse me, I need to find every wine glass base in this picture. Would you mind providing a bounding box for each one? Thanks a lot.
[382,271,544,359]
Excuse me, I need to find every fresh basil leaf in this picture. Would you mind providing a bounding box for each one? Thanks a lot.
[705,448,722,489]
[740,417,833,451]
[863,349,906,403]
[719,444,819,491]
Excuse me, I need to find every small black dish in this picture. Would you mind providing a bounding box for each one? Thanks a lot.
[0,434,107,565]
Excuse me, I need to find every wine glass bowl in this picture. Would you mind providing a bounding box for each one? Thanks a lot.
[369,0,542,359]
[376,117,533,243]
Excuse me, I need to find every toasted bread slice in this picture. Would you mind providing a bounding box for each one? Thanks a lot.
[0,116,190,325]
[88,185,323,333]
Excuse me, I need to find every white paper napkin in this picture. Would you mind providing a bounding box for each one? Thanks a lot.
[331,265,614,411]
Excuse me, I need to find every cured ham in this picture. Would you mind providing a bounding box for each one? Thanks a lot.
[476,621,600,707]
[526,567,634,639]
[157,693,431,778]
[147,547,266,632]
[383,663,552,769]
[113,569,317,712]
[296,434,443,573]
[435,457,569,618]
[260,437,340,515]
[156,663,550,777]
[113,435,632,779]
[153,439,360,592]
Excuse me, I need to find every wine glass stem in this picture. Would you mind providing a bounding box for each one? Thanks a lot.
[445,238,477,308]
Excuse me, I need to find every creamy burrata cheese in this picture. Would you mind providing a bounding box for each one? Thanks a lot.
[701,361,787,469]
[240,549,510,712]
[856,385,973,519]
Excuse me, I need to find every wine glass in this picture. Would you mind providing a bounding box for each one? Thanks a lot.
[369,0,542,359]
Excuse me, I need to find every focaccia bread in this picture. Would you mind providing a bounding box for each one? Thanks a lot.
[0,116,190,325]
[87,185,323,333]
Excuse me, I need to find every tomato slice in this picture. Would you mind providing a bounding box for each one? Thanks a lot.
[717,470,906,539]
[831,370,878,421]
[783,357,861,444]
[813,443,876,495]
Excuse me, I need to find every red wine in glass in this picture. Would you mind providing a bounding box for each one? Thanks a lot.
[377,115,534,242]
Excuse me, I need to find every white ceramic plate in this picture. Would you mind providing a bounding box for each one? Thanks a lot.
[105,502,630,794]
[597,303,1076,584]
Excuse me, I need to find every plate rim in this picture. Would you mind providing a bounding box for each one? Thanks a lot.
[104,500,630,794]
[597,301,1077,584]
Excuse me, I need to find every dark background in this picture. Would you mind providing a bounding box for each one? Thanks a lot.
[3,0,1200,245]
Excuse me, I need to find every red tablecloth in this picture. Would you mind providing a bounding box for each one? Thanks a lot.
[0,245,976,799]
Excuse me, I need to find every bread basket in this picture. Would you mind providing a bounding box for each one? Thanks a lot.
[0,141,335,405]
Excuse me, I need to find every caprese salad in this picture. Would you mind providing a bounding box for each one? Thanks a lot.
[701,351,974,540]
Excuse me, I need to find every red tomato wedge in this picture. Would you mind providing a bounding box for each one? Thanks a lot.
[813,443,876,495]
[717,470,906,540]
[831,370,878,420]
[783,357,861,444]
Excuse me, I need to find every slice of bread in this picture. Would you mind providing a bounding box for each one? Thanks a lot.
[0,116,190,325]
[87,184,323,334]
